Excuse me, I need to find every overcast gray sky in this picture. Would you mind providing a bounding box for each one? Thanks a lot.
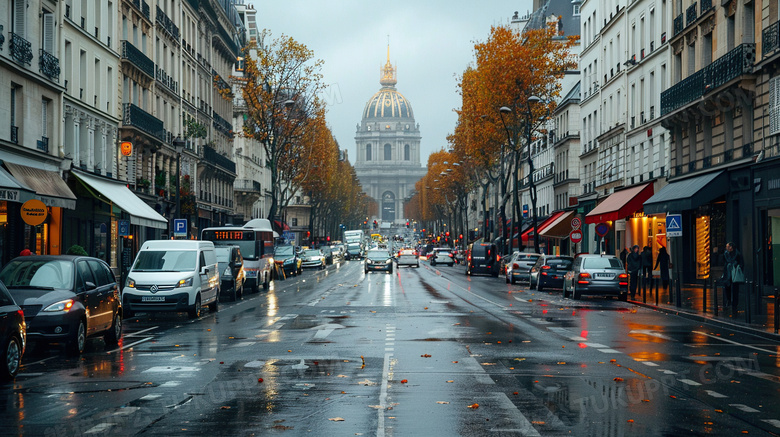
[253,0,533,165]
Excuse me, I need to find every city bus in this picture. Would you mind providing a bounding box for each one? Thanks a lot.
[201,218,275,293]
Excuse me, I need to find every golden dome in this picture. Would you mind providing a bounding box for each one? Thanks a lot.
[363,44,414,120]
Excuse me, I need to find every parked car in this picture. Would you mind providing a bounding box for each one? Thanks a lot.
[505,252,542,284]
[0,280,25,381]
[215,246,245,302]
[301,249,326,269]
[563,254,628,301]
[0,255,122,355]
[529,255,574,291]
[273,245,302,277]
[123,240,220,319]
[430,248,455,267]
[365,250,393,273]
[465,242,500,277]
[396,249,420,268]
[320,247,335,265]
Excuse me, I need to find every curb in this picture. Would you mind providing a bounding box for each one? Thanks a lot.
[630,299,780,342]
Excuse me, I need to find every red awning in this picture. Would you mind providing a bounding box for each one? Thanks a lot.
[521,211,565,242]
[585,183,654,224]
[274,220,291,231]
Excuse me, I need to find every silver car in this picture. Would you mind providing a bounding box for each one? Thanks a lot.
[505,252,541,284]
[300,249,326,269]
[563,254,628,301]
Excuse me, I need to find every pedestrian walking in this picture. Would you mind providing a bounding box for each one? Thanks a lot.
[722,241,744,309]
[626,245,642,299]
[641,246,653,279]
[620,248,628,271]
[654,247,671,290]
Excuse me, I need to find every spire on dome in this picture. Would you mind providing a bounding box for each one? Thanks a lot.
[380,39,397,87]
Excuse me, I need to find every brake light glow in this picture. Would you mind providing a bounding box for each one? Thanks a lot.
[618,273,628,286]
[541,265,551,269]
[577,272,591,284]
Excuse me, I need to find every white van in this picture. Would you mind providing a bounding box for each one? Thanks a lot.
[122,240,220,318]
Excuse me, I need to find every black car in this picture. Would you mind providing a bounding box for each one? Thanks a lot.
[0,255,122,355]
[365,250,393,273]
[0,280,25,381]
[273,245,301,278]
[529,255,574,291]
[216,245,246,301]
[465,242,500,277]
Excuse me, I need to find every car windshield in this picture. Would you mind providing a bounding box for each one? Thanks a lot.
[367,250,389,259]
[0,259,75,289]
[133,250,197,272]
[275,246,294,256]
[583,257,623,269]
[304,250,321,257]
[520,254,541,261]
[547,258,573,269]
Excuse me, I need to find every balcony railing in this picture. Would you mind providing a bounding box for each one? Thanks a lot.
[212,111,234,138]
[132,0,151,20]
[204,144,236,173]
[701,0,713,13]
[671,143,753,178]
[10,126,18,144]
[686,2,698,26]
[155,66,179,95]
[121,40,155,78]
[0,25,4,50]
[122,103,165,141]
[38,49,60,81]
[9,32,33,66]
[673,14,684,37]
[763,20,780,57]
[155,6,180,40]
[661,43,755,115]
[37,137,49,153]
[234,179,261,193]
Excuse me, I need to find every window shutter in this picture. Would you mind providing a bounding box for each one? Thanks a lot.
[43,12,55,54]
[42,100,48,137]
[13,0,25,37]
[771,77,780,135]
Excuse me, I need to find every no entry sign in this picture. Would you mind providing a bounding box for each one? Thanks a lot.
[570,229,583,243]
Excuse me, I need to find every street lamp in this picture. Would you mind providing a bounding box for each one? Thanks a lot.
[173,135,187,238]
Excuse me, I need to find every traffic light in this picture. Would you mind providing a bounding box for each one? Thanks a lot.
[373,220,378,229]
[406,221,409,228]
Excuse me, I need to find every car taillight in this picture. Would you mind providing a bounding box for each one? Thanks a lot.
[497,255,501,262]
[512,263,520,269]
[618,273,628,286]
[542,265,551,269]
[17,309,24,318]
[577,272,591,284]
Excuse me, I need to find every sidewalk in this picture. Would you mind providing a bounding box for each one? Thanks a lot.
[628,278,780,341]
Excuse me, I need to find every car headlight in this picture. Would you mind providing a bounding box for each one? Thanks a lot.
[267,257,274,265]
[176,277,194,288]
[366,259,373,264]
[385,259,392,264]
[126,278,136,288]
[43,299,75,312]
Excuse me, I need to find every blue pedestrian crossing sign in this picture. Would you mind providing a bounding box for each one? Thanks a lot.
[666,214,682,237]
[174,219,187,237]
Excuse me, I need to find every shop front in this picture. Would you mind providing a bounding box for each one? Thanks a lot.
[537,210,577,256]
[520,211,565,254]
[751,159,780,295]
[584,183,655,256]
[643,171,728,284]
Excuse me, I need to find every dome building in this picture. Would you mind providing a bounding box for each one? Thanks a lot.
[354,47,426,224]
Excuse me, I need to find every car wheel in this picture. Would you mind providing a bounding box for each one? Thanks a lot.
[431,261,436,266]
[573,284,582,300]
[1,334,22,381]
[237,283,244,300]
[505,274,510,284]
[389,265,393,274]
[563,282,570,298]
[209,292,219,312]
[104,312,122,346]
[68,319,87,356]
[188,294,202,319]
[510,276,516,285]
[537,280,544,291]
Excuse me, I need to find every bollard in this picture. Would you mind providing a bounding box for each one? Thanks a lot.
[774,288,778,334]
[655,277,659,306]
[642,276,647,304]
[745,281,752,324]
[713,276,718,317]
[676,272,682,308]
[703,278,708,313]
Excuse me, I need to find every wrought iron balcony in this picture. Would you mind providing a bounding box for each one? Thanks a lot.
[212,110,234,137]
[673,14,684,37]
[0,25,4,50]
[38,49,60,81]
[132,0,151,20]
[10,126,18,144]
[155,66,178,95]
[661,43,755,115]
[37,137,49,153]
[9,32,33,66]
[686,3,698,26]
[155,6,180,40]
[700,0,713,13]
[763,20,780,57]
[234,179,261,193]
[121,40,155,78]
[204,144,236,173]
[122,103,165,141]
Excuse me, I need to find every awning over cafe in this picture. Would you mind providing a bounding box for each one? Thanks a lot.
[72,169,167,229]
[643,171,726,215]
[3,162,77,209]
[538,210,577,238]
[521,211,565,242]
[585,183,654,224]
[0,165,36,204]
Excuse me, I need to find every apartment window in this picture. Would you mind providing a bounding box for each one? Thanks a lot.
[404,144,410,161]
[384,144,392,160]
[42,98,50,139]
[292,218,298,227]
[42,11,55,54]
[573,4,581,16]
[12,0,26,37]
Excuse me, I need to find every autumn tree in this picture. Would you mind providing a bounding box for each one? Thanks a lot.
[241,30,327,223]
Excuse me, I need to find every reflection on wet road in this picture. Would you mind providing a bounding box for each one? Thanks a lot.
[1,259,779,436]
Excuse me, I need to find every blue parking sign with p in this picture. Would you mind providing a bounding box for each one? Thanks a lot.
[174,219,187,237]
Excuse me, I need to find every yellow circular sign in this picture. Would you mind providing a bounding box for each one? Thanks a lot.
[21,199,48,226]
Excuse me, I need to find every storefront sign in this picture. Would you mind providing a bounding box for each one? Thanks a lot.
[20,199,47,226]
[0,189,21,202]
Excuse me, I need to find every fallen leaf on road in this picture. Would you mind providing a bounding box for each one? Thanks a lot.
[436,401,449,404]
[446,380,454,383]
[258,378,264,383]
[421,354,432,358]
[452,361,458,363]
[513,392,519,395]
[424,307,428,309]
[288,350,292,353]
[610,359,617,363]
[400,379,408,383]
[358,379,377,386]
[467,403,479,409]
[627,419,634,423]
[329,417,345,422]
[614,377,624,382]
[368,405,383,409]
[221,406,231,409]
[453,323,461,325]
[337,375,348,378]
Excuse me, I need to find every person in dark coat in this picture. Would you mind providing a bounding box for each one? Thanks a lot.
[641,246,653,280]
[620,248,628,271]
[654,247,671,290]
[722,242,744,309]
[626,245,642,299]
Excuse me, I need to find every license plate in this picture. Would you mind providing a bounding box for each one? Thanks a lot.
[596,273,613,278]
[142,296,165,302]
[245,270,258,278]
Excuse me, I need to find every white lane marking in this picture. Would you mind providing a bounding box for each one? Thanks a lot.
[660,370,677,375]
[583,343,608,348]
[692,331,777,354]
[233,341,255,347]
[598,348,621,354]
[85,423,113,434]
[385,348,394,352]
[312,323,345,339]
[722,363,780,383]
[114,407,140,416]
[729,404,760,413]
[143,366,199,373]
[704,390,728,398]
[514,297,529,302]
[377,324,395,437]
[159,381,181,387]
[633,359,659,367]
[679,379,702,386]
[491,393,542,436]
[108,337,154,353]
[762,419,780,428]
[123,326,159,337]
[140,394,162,400]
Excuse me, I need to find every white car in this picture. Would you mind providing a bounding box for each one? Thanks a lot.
[396,249,420,268]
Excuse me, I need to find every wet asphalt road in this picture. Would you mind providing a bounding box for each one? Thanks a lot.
[1,258,779,436]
